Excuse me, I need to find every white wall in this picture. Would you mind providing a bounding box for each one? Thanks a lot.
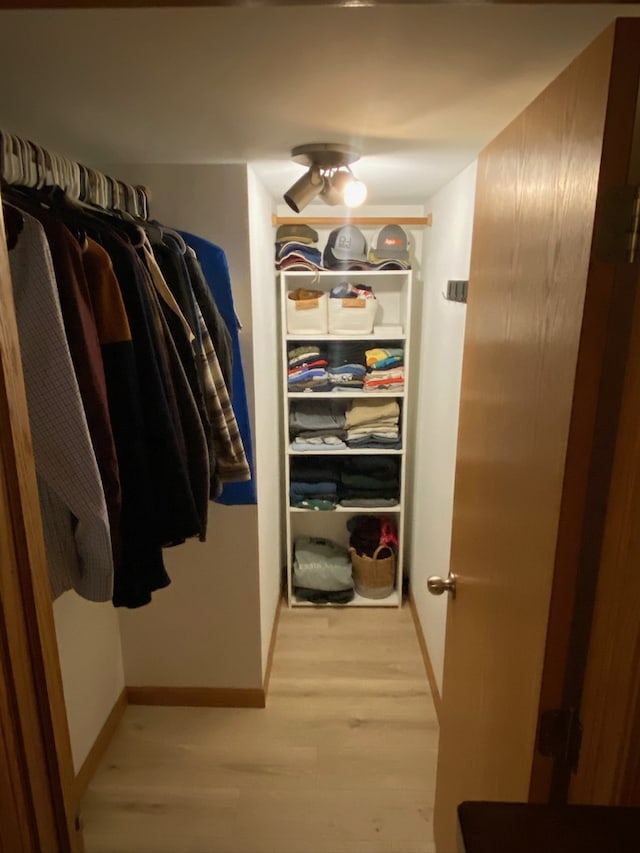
[409,161,477,697]
[247,166,281,677]
[53,592,124,771]
[109,164,263,690]
[118,506,262,688]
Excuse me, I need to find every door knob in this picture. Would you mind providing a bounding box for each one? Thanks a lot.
[427,574,457,598]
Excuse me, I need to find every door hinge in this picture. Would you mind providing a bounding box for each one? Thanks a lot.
[594,185,640,264]
[537,707,583,773]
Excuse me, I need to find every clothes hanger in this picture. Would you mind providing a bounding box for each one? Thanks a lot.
[0,133,19,184]
[135,185,150,221]
[158,225,188,254]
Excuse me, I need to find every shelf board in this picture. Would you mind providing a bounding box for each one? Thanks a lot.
[288,391,404,399]
[280,269,411,278]
[291,589,401,608]
[290,505,401,514]
[288,448,402,456]
[286,333,406,342]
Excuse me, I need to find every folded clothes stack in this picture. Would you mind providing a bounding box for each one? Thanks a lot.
[339,456,400,507]
[327,362,367,391]
[326,339,367,392]
[275,224,322,271]
[287,343,331,392]
[364,347,405,392]
[326,340,368,366]
[289,400,347,451]
[345,398,401,450]
[293,536,354,604]
[290,457,341,510]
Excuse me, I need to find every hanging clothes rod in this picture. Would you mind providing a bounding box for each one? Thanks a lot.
[272,214,432,227]
[0,130,150,220]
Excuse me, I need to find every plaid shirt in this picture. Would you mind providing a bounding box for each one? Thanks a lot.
[195,301,250,497]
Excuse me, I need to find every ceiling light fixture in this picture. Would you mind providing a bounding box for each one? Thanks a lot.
[284,143,367,213]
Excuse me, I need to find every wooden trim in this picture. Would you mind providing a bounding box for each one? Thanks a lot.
[272,214,432,227]
[0,607,37,853]
[2,3,633,10]
[408,593,442,723]
[0,1,571,8]
[127,686,266,708]
[262,596,282,700]
[0,202,81,850]
[71,688,127,811]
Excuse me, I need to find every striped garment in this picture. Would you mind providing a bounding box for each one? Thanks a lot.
[195,302,250,491]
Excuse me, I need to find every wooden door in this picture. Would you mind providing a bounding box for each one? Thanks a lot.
[433,19,640,852]
[0,201,82,848]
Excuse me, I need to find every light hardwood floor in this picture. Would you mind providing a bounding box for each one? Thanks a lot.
[81,605,438,853]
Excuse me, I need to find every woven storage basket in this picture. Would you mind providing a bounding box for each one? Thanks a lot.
[348,545,396,600]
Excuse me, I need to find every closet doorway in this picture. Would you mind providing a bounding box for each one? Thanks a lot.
[3,6,640,853]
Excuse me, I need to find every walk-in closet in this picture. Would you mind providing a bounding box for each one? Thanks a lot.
[2,6,640,853]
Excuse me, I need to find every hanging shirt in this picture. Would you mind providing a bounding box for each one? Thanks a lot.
[179,230,257,505]
[6,193,123,571]
[82,237,171,607]
[8,211,114,601]
[152,231,249,493]
[95,225,202,548]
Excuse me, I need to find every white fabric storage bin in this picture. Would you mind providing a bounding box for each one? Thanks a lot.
[286,290,328,334]
[328,297,378,335]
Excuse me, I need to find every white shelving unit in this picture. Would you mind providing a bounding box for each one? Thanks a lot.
[279,268,413,608]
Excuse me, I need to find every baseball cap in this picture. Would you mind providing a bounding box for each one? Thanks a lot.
[275,224,319,244]
[369,258,410,270]
[368,224,410,262]
[323,225,368,269]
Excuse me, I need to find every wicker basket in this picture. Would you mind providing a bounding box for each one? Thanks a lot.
[348,545,396,600]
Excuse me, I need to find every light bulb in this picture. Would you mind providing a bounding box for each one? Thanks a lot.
[344,178,367,208]
[320,169,351,206]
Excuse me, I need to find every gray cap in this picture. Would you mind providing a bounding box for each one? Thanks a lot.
[369,224,410,261]
[324,225,367,266]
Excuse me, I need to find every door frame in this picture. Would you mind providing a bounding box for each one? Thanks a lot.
[0,202,82,851]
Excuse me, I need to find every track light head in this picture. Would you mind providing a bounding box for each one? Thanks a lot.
[283,166,323,213]
[319,169,351,206]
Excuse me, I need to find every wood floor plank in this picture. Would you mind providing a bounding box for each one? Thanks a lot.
[81,605,437,852]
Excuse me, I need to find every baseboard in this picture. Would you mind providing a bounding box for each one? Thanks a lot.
[72,687,127,810]
[127,685,265,709]
[408,592,443,723]
[262,596,283,700]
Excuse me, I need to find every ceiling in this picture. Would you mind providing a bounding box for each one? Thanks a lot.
[0,4,638,204]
